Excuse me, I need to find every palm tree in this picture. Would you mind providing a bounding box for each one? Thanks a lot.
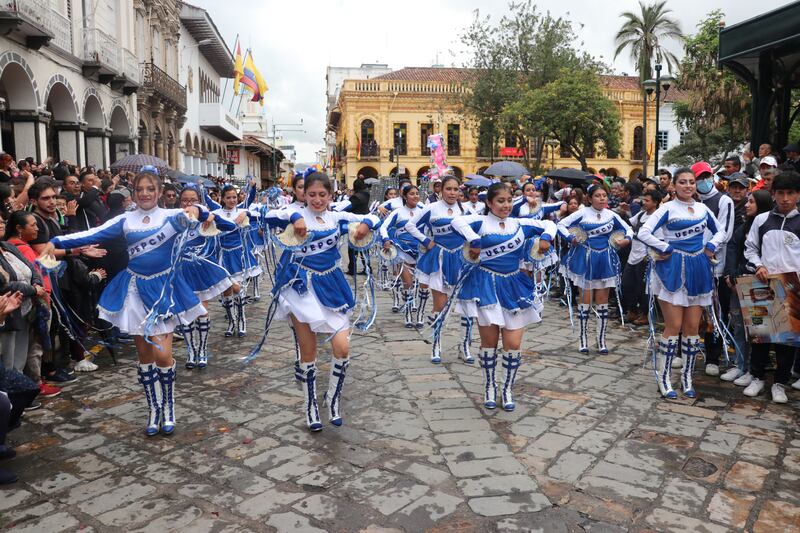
[614,0,682,172]
[614,0,683,81]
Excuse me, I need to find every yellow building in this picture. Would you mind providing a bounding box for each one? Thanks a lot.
[326,67,660,185]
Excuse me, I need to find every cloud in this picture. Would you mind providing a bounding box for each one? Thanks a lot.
[192,0,790,163]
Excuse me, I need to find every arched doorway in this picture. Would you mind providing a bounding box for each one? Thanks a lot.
[389,166,409,178]
[83,95,105,168]
[0,60,38,159]
[449,166,463,179]
[356,165,378,179]
[45,81,79,163]
[109,105,131,165]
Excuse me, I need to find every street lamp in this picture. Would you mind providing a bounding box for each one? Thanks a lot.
[271,119,305,182]
[395,129,403,179]
[642,64,676,176]
[545,139,559,170]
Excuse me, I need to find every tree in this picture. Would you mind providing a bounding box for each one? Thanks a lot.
[614,0,682,173]
[613,0,682,82]
[504,69,621,170]
[662,10,751,166]
[460,1,604,170]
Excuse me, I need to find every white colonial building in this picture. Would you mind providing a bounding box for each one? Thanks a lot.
[0,0,139,167]
[177,1,241,177]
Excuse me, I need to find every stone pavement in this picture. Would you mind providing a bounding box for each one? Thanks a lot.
[2,279,799,532]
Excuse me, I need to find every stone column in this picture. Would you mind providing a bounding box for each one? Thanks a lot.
[85,127,109,168]
[8,110,48,162]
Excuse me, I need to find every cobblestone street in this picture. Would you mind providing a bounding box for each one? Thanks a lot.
[2,283,799,532]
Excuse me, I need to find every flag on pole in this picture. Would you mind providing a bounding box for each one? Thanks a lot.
[233,43,244,95]
[239,49,269,106]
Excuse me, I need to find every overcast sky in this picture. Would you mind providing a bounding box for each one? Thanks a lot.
[192,0,791,163]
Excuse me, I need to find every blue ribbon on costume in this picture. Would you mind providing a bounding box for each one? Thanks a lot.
[428,261,479,342]
[242,251,308,363]
[142,214,196,346]
[645,258,659,371]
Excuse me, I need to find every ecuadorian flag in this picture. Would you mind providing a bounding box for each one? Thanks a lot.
[236,48,268,106]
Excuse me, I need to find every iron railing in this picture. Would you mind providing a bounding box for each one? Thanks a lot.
[141,61,187,112]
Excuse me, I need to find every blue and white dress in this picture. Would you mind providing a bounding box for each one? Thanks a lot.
[177,213,236,302]
[379,203,425,264]
[211,206,263,283]
[404,201,467,294]
[557,206,633,289]
[269,207,381,333]
[637,199,725,307]
[452,213,557,329]
[50,207,209,335]
[248,202,267,253]
[512,198,563,271]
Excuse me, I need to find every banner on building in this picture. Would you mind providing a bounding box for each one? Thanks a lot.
[735,273,800,347]
[227,148,240,165]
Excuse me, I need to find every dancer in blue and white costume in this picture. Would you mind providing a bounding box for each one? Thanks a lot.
[247,193,268,302]
[453,183,557,411]
[44,171,209,436]
[557,184,632,355]
[380,184,424,327]
[512,181,564,277]
[209,183,262,337]
[175,186,235,370]
[405,175,473,364]
[270,172,381,431]
[464,186,486,215]
[637,167,725,399]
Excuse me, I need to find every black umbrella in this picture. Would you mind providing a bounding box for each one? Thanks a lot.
[544,168,593,185]
[483,161,530,178]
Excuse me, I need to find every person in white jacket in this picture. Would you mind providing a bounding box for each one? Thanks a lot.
[741,172,800,403]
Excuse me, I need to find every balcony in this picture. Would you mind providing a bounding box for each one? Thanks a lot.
[630,150,644,162]
[83,28,119,78]
[0,0,73,53]
[141,62,187,114]
[199,102,242,142]
[360,141,379,160]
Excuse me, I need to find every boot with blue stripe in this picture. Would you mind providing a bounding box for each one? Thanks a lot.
[195,316,210,368]
[391,280,401,312]
[222,297,235,337]
[577,303,590,354]
[181,322,197,369]
[137,363,161,436]
[479,348,498,409]
[403,290,415,328]
[501,350,522,411]
[460,316,475,364]
[655,336,678,399]
[298,362,322,431]
[323,357,349,426]
[235,295,247,337]
[596,304,610,354]
[681,336,700,398]
[415,288,429,328]
[156,362,176,435]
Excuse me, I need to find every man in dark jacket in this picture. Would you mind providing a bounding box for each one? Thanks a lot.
[346,178,371,275]
[70,171,108,233]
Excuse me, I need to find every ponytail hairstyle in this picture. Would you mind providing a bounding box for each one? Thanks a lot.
[401,184,419,206]
[483,182,511,215]
[441,175,464,214]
